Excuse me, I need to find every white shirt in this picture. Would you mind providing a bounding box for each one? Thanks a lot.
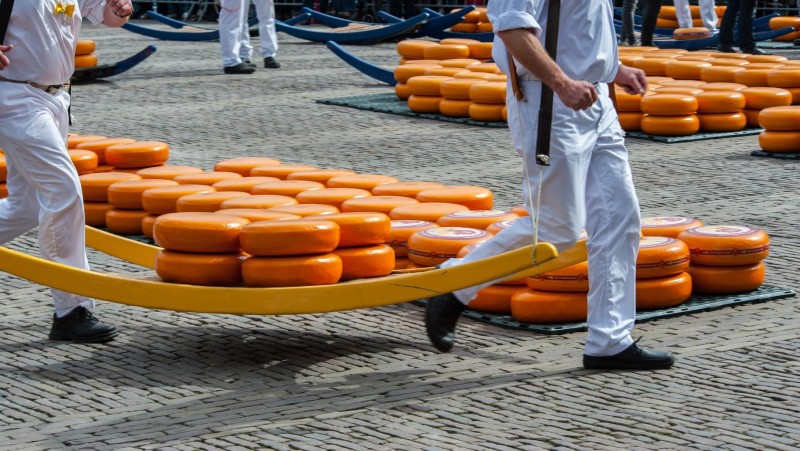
[488,0,619,84]
[3,0,106,85]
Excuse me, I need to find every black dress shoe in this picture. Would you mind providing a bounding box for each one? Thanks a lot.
[583,339,674,370]
[49,306,118,343]
[716,45,737,53]
[223,62,255,74]
[424,293,466,352]
[743,48,767,55]
[264,57,281,69]
[242,59,257,69]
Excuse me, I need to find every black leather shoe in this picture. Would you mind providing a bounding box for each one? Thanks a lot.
[223,62,255,74]
[743,48,767,55]
[264,57,281,69]
[716,45,737,53]
[583,339,674,370]
[242,59,257,69]
[424,293,466,352]
[49,306,118,343]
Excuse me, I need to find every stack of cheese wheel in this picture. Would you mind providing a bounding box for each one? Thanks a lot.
[75,39,97,69]
[640,93,700,136]
[739,86,793,128]
[106,178,179,235]
[141,183,216,216]
[758,105,800,154]
[287,168,357,185]
[694,88,747,132]
[767,66,800,105]
[75,137,136,173]
[701,57,748,84]
[734,54,788,89]
[439,77,485,118]
[67,134,106,175]
[406,226,492,268]
[634,236,692,309]
[455,241,526,314]
[0,150,6,199]
[240,218,343,287]
[406,74,451,114]
[437,210,518,230]
[214,156,282,175]
[153,212,250,286]
[448,8,482,33]
[665,59,711,81]
[678,225,770,294]
[769,16,800,42]
[394,60,443,100]
[641,216,704,238]
[656,5,711,29]
[135,165,205,181]
[468,81,506,122]
[305,212,394,281]
[415,185,493,210]
[387,219,439,269]
[250,164,318,180]
[250,180,325,197]
[105,141,170,172]
[615,90,646,131]
[79,172,143,228]
[396,39,440,64]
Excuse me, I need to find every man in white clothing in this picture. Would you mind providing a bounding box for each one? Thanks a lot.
[0,0,131,343]
[673,0,718,34]
[423,0,674,370]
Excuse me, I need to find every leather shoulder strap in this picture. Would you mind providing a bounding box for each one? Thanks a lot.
[535,0,561,166]
[0,0,15,45]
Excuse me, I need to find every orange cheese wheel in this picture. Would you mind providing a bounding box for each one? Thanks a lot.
[176,191,252,213]
[249,164,318,179]
[693,91,746,113]
[438,57,481,68]
[735,69,773,87]
[620,55,644,67]
[340,195,419,214]
[687,262,765,294]
[469,82,506,104]
[700,66,746,83]
[673,27,712,40]
[423,44,471,60]
[783,87,800,105]
[635,272,692,310]
[155,250,244,286]
[105,209,150,235]
[677,225,770,266]
[618,112,643,131]
[75,39,96,56]
[659,5,678,19]
[295,188,372,209]
[250,180,325,196]
[640,94,698,115]
[416,185,493,210]
[615,92,644,112]
[0,155,5,183]
[67,135,107,149]
[675,55,713,62]
[407,226,492,267]
[218,194,298,210]
[758,105,800,130]
[141,214,158,239]
[371,181,445,197]
[104,141,169,169]
[698,112,747,132]
[743,108,761,127]
[69,149,99,175]
[526,261,590,292]
[396,39,439,59]
[242,254,342,287]
[468,284,523,314]
[758,130,800,152]
[74,54,97,68]
[767,69,800,88]
[636,236,690,279]
[213,157,282,175]
[439,99,473,117]
[266,203,340,217]
[286,169,357,184]
[141,184,216,215]
[306,212,391,247]
[395,82,411,100]
[658,80,707,88]
[437,210,518,229]
[708,58,750,67]
[327,174,400,190]
[743,54,787,64]
[75,138,135,165]
[440,78,488,100]
[425,67,468,77]
[469,103,505,121]
[486,218,519,235]
[333,244,395,280]
[173,171,242,186]
[80,172,142,202]
[393,257,412,270]
[406,75,452,96]
[107,179,179,210]
[739,87,793,109]
[641,216,704,237]
[214,208,301,222]
[640,114,700,136]
[408,95,442,114]
[768,16,800,30]
[453,71,494,80]
[389,202,469,222]
[450,22,479,33]
[665,60,711,80]
[633,58,675,76]
[83,202,113,227]
[211,176,281,192]
[387,219,439,257]
[511,289,588,323]
[469,42,493,59]
[239,219,340,256]
[136,165,204,180]
[153,212,249,253]
[394,63,443,83]
[467,62,500,74]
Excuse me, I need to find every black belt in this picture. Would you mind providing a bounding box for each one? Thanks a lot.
[0,76,70,95]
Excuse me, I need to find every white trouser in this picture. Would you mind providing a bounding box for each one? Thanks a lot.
[441,81,640,357]
[0,83,95,315]
[219,0,247,67]
[673,0,718,33]
[252,0,278,58]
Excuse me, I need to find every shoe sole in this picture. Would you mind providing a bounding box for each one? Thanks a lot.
[583,359,674,370]
[49,330,119,343]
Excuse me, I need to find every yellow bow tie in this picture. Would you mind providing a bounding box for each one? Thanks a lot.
[54,2,75,17]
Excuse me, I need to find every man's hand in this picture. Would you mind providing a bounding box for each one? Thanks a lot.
[554,79,599,111]
[614,65,647,95]
[108,0,133,17]
[0,44,11,70]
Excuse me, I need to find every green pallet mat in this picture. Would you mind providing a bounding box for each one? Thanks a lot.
[751,149,800,160]
[626,128,763,143]
[318,93,508,128]
[414,285,795,335]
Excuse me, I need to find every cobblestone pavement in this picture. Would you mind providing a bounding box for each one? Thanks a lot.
[1,21,799,450]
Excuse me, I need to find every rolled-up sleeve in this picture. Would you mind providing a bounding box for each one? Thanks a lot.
[79,0,107,24]
[487,0,542,35]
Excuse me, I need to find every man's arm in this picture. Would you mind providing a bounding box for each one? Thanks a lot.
[497,27,598,111]
[102,0,133,27]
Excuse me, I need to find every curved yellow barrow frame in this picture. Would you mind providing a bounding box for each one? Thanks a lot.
[0,226,587,315]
